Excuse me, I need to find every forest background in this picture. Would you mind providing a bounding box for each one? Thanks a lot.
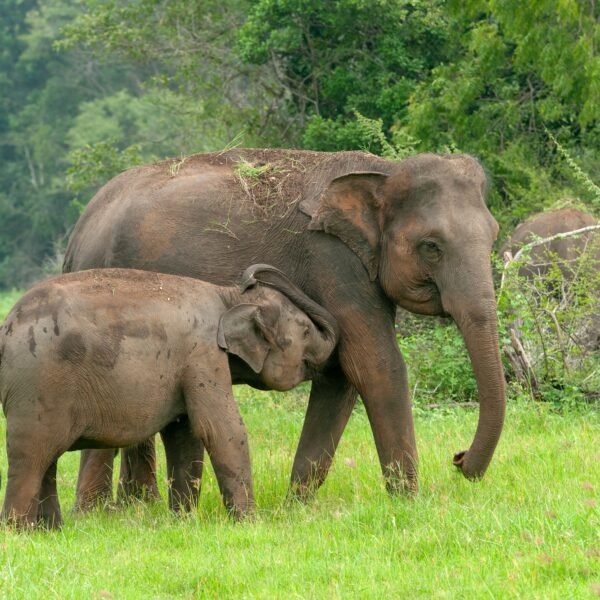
[1,0,599,290]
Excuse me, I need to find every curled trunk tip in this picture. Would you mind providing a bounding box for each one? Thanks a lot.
[239,263,339,354]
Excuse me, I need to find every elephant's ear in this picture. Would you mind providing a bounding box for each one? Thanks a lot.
[217,303,281,374]
[300,172,388,281]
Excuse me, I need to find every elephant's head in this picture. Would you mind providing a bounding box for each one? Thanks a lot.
[218,264,339,391]
[301,153,505,480]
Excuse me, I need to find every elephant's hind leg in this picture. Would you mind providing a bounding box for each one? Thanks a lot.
[117,439,161,505]
[2,463,43,528]
[37,460,62,529]
[161,417,205,513]
[1,425,58,529]
[74,449,117,512]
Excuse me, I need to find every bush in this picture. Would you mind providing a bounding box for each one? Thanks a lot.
[498,234,600,402]
[397,312,478,405]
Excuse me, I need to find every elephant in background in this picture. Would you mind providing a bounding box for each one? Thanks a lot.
[501,207,600,351]
[500,207,599,279]
[63,148,506,507]
[0,264,338,527]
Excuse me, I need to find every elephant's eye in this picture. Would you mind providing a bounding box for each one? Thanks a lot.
[419,240,442,260]
[303,326,311,339]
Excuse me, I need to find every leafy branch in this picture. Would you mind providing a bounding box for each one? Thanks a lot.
[546,128,600,208]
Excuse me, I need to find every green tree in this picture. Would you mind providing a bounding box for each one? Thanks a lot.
[0,0,85,287]
[402,0,600,226]
[237,0,453,150]
[58,0,283,146]
[0,0,224,288]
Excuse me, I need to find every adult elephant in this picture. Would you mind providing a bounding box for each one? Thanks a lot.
[501,207,600,350]
[500,207,599,279]
[64,149,506,508]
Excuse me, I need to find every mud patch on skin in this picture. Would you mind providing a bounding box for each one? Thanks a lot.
[58,332,87,364]
[91,323,125,369]
[28,326,36,357]
[88,319,166,369]
[151,322,168,343]
[13,287,59,327]
[276,335,292,350]
[91,340,120,370]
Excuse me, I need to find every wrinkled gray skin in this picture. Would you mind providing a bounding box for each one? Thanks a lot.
[0,265,338,528]
[501,207,600,349]
[64,148,506,506]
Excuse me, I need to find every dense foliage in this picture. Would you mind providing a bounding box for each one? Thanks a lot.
[1,0,598,291]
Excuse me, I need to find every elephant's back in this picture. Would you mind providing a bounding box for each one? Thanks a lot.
[63,165,160,272]
[63,148,394,277]
[502,207,599,277]
[509,208,597,246]
[0,269,220,372]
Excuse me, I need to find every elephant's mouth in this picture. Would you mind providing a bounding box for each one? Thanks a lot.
[303,361,323,381]
[397,281,445,316]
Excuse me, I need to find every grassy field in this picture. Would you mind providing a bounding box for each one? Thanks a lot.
[0,293,598,598]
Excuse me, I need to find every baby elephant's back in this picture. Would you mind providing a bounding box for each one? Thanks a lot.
[0,269,221,410]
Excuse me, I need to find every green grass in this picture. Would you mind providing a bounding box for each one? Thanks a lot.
[0,292,598,598]
[0,392,598,599]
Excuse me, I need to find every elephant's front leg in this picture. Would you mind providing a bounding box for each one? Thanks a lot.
[340,323,418,495]
[117,438,161,504]
[290,367,357,500]
[184,373,254,520]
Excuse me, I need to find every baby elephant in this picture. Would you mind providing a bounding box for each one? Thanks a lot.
[0,264,338,528]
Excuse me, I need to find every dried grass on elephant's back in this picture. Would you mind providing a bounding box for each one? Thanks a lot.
[160,148,394,221]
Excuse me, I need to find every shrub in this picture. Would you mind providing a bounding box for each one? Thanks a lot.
[498,234,600,403]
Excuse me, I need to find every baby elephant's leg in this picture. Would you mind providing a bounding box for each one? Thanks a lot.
[185,378,254,520]
[2,423,59,528]
[160,417,205,513]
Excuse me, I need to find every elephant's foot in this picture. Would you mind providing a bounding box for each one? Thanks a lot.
[223,491,255,522]
[73,486,115,513]
[37,507,63,530]
[288,458,331,503]
[168,479,201,514]
[383,460,418,497]
[287,482,319,504]
[116,478,161,505]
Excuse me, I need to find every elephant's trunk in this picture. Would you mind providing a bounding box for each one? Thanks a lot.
[240,264,339,364]
[441,266,506,479]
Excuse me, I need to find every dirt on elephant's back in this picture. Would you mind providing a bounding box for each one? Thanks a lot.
[37,268,208,304]
[158,148,394,220]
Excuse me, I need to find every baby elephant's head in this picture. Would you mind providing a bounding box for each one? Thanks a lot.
[217,264,339,390]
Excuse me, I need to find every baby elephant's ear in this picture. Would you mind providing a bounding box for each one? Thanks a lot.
[217,303,281,374]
